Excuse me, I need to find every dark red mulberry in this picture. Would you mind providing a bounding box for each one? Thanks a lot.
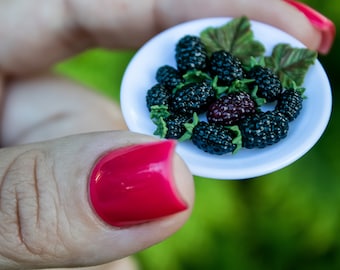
[207,92,257,126]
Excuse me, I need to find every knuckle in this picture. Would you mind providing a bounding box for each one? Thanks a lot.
[0,148,68,264]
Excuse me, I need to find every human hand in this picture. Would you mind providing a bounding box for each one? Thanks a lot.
[0,0,334,269]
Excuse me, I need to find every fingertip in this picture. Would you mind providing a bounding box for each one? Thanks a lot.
[172,150,195,219]
[85,137,194,262]
[88,140,194,228]
[283,0,335,54]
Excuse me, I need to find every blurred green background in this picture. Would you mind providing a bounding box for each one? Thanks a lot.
[55,1,340,269]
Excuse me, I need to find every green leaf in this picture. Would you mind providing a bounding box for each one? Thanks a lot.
[264,43,318,87]
[183,70,212,83]
[244,56,266,71]
[250,85,266,106]
[173,70,212,94]
[228,125,242,154]
[212,76,229,97]
[172,82,185,94]
[150,105,170,138]
[228,79,255,94]
[150,105,170,122]
[212,77,255,98]
[286,80,307,99]
[200,16,265,64]
[153,117,168,138]
[178,113,199,142]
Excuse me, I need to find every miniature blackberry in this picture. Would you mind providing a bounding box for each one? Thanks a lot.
[164,114,192,139]
[246,65,282,102]
[171,81,216,115]
[209,50,245,86]
[207,92,257,126]
[239,111,289,149]
[275,88,304,121]
[146,84,171,111]
[192,121,237,155]
[156,65,183,90]
[175,35,208,73]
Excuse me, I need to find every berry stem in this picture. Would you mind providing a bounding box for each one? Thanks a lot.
[178,113,199,142]
[228,125,243,154]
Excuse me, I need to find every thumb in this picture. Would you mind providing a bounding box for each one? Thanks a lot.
[0,131,194,269]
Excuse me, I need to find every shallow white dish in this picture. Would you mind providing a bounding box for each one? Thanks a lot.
[120,17,332,180]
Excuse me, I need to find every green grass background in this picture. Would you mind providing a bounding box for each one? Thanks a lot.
[55,1,340,269]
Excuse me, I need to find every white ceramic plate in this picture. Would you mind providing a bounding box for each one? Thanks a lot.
[120,17,332,180]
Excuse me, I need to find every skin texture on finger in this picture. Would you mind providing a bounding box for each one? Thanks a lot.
[1,73,127,146]
[0,131,194,269]
[45,257,140,270]
[0,75,5,144]
[0,0,323,75]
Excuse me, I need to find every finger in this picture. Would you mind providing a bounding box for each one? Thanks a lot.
[45,257,139,270]
[0,0,333,75]
[0,132,194,269]
[154,0,328,52]
[1,73,127,146]
[282,0,335,55]
[0,75,5,144]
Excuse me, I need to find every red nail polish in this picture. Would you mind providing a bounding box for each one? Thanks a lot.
[284,0,335,54]
[89,140,187,227]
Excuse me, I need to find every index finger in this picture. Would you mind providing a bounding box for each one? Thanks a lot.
[0,0,328,75]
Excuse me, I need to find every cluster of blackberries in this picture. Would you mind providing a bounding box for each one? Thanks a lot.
[146,35,304,155]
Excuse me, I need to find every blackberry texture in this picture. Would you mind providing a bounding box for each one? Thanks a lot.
[209,50,245,86]
[175,35,208,73]
[156,65,183,90]
[146,84,170,111]
[171,82,216,115]
[275,88,303,121]
[164,114,192,139]
[246,65,282,102]
[207,92,257,126]
[239,111,289,149]
[192,121,236,155]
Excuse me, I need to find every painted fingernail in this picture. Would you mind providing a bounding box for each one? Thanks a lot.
[284,0,335,54]
[89,140,187,227]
